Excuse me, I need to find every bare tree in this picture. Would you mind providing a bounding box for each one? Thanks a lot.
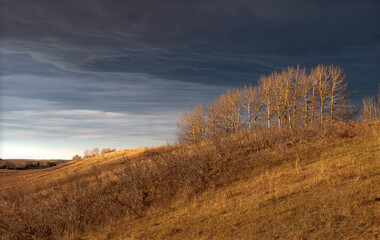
[259,74,275,128]
[310,64,331,123]
[206,101,220,138]
[328,65,351,122]
[83,149,90,159]
[242,85,264,130]
[273,71,287,128]
[72,154,82,160]
[282,66,300,128]
[192,104,207,141]
[177,104,206,143]
[101,148,116,155]
[216,89,244,133]
[361,96,378,121]
[309,71,319,125]
[299,70,310,126]
[361,86,380,121]
[90,148,100,157]
[296,67,310,126]
[177,109,192,143]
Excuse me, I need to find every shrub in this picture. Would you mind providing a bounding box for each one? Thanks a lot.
[72,154,82,160]
[100,148,116,155]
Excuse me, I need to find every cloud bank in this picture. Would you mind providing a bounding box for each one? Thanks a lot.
[0,0,379,158]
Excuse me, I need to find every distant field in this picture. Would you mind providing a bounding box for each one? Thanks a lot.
[0,148,147,192]
[0,169,34,177]
[0,159,69,171]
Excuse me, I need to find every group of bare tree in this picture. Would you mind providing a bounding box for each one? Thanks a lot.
[178,64,355,143]
[72,148,116,160]
[361,86,380,121]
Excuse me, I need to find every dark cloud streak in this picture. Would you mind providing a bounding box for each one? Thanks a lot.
[2,0,378,85]
[0,0,379,158]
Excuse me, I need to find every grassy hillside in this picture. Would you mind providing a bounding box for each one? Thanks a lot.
[80,123,380,240]
[0,121,379,240]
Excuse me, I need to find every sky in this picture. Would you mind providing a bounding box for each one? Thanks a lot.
[0,0,379,159]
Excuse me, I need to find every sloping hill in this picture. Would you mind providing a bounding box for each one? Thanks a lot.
[0,122,379,240]
[80,128,380,240]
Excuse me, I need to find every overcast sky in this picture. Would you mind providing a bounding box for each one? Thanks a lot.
[0,0,379,159]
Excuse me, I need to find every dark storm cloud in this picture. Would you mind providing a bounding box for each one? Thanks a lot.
[2,0,378,88]
[0,0,379,158]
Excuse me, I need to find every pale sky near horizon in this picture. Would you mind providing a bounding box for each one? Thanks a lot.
[1,0,379,159]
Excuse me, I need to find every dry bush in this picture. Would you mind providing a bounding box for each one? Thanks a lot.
[100,148,116,155]
[72,154,82,160]
[83,148,100,159]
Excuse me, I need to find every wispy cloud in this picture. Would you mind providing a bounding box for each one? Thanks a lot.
[1,99,179,140]
[0,0,379,158]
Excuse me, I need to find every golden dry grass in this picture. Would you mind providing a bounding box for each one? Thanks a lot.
[0,121,379,240]
[0,148,146,193]
[80,128,380,240]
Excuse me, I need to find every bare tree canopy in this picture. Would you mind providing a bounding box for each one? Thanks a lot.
[177,64,356,143]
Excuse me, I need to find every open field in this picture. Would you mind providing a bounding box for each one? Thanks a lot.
[0,148,147,193]
[0,121,379,240]
[0,159,68,171]
[0,169,42,178]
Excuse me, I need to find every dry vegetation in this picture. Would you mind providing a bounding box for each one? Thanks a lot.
[0,148,146,193]
[177,64,357,143]
[0,121,379,240]
[1,65,379,239]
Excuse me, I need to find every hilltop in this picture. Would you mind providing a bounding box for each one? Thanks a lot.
[0,121,379,240]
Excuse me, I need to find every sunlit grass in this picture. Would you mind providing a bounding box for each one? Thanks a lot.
[81,130,380,240]
[0,121,379,240]
[0,148,147,192]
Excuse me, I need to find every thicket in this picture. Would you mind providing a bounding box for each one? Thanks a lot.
[361,86,380,121]
[177,64,358,143]
[0,160,64,170]
[72,148,116,160]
